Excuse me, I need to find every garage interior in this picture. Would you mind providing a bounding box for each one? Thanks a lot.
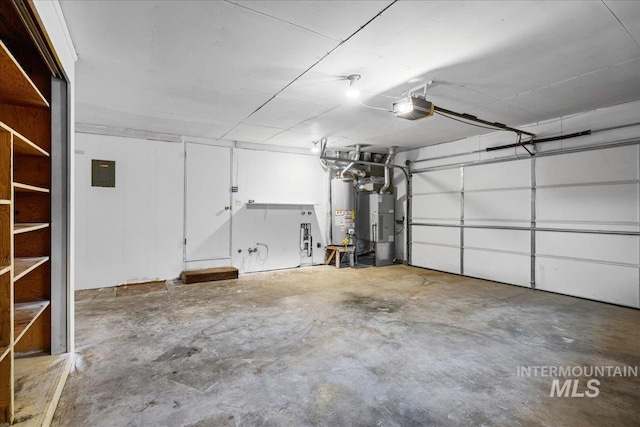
[0,0,639,426]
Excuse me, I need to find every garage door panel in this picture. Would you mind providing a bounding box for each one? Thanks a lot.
[412,243,460,274]
[465,189,530,222]
[413,168,460,194]
[537,184,639,224]
[412,225,460,247]
[536,257,640,308]
[465,228,530,254]
[465,159,530,190]
[537,232,639,266]
[412,193,460,220]
[465,250,530,287]
[537,145,638,186]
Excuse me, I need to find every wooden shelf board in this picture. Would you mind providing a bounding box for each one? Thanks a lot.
[0,121,49,157]
[0,199,10,205]
[13,222,49,234]
[0,345,9,362]
[13,182,49,194]
[13,257,48,282]
[14,300,50,345]
[0,40,49,108]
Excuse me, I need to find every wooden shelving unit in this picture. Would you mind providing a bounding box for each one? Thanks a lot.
[0,36,53,423]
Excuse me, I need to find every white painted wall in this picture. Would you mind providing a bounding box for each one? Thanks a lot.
[231,149,327,272]
[401,100,640,308]
[74,132,328,290]
[74,133,184,289]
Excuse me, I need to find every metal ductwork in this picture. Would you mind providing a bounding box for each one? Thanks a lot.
[380,146,396,194]
[341,144,361,176]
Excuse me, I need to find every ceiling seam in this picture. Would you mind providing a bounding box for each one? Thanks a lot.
[219,0,399,140]
[263,104,342,143]
[601,0,640,47]
[223,0,337,42]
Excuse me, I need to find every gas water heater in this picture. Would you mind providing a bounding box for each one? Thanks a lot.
[330,178,356,245]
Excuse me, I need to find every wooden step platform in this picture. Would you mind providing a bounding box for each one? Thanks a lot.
[180,267,239,284]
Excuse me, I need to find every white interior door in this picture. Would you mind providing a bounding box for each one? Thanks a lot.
[185,142,231,261]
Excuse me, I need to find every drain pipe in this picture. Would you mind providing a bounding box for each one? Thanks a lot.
[341,144,361,176]
[380,146,396,194]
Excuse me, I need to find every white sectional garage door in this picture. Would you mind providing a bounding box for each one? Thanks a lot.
[410,144,640,308]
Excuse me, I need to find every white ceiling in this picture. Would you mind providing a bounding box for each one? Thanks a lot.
[60,0,640,152]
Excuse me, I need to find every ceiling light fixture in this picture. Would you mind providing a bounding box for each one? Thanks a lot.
[311,141,320,154]
[345,74,361,98]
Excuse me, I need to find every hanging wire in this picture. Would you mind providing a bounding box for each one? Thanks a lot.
[356,99,393,112]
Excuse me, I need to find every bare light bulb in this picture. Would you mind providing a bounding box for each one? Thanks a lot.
[345,74,361,99]
[346,88,360,98]
[311,142,320,154]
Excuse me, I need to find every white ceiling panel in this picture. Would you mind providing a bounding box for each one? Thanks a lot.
[289,106,360,137]
[505,59,640,121]
[347,1,640,100]
[288,105,416,142]
[243,96,334,130]
[61,1,338,93]
[277,45,417,107]
[333,110,418,141]
[224,123,285,143]
[465,101,542,129]
[415,84,497,113]
[76,103,232,140]
[260,129,326,148]
[234,1,393,41]
[60,0,640,152]
[75,58,268,126]
[368,121,473,147]
[603,1,640,46]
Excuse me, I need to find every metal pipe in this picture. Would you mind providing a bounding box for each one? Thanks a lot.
[319,137,340,171]
[320,155,409,181]
[411,137,640,173]
[341,144,361,176]
[411,123,640,165]
[380,146,396,194]
[409,222,640,236]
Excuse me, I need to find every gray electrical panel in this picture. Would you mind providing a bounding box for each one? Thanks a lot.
[92,159,116,187]
[356,192,395,266]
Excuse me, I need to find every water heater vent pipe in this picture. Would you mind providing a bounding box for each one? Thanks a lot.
[380,146,396,194]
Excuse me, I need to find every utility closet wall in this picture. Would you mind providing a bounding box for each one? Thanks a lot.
[394,100,640,308]
[74,132,327,290]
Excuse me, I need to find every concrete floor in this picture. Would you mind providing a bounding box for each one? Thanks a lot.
[53,265,640,426]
